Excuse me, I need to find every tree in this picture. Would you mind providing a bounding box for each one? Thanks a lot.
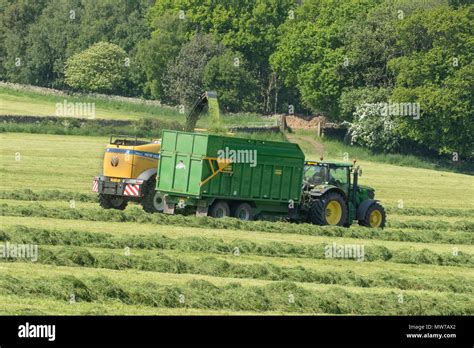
[146,0,294,112]
[270,0,379,119]
[335,1,401,122]
[208,0,294,113]
[0,0,49,83]
[203,51,259,112]
[75,0,152,96]
[341,2,399,91]
[388,5,473,157]
[136,10,189,100]
[162,34,223,108]
[22,0,83,88]
[77,0,151,53]
[1,0,151,92]
[339,87,392,121]
[64,42,127,93]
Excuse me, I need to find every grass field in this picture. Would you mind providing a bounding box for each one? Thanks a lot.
[0,86,179,121]
[0,87,272,127]
[2,133,472,208]
[0,132,473,315]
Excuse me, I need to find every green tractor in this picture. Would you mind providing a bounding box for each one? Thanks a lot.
[301,160,386,228]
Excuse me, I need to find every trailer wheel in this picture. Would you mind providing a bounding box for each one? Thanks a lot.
[359,202,386,228]
[309,192,347,226]
[99,194,128,210]
[233,203,253,221]
[209,201,230,218]
[141,179,164,213]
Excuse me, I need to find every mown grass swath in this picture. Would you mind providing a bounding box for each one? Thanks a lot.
[1,242,471,294]
[1,225,472,267]
[0,271,472,315]
[2,203,473,245]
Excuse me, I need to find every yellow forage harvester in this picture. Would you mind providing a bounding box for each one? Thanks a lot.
[92,91,220,213]
[92,135,164,212]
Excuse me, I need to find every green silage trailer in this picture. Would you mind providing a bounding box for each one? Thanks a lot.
[156,130,305,219]
[155,130,386,227]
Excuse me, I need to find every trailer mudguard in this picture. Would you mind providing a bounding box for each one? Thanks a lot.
[356,199,377,220]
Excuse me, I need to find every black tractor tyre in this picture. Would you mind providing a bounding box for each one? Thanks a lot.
[99,194,128,210]
[359,202,386,228]
[98,194,112,209]
[309,192,348,226]
[141,179,164,213]
[232,202,254,221]
[209,201,231,218]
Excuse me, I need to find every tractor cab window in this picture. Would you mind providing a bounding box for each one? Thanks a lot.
[328,167,349,187]
[304,165,328,186]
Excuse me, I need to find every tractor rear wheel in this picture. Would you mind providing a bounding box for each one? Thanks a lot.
[99,194,128,210]
[141,179,164,213]
[309,192,348,226]
[209,201,231,218]
[359,202,386,228]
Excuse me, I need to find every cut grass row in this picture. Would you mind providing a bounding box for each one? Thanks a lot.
[2,243,471,294]
[0,190,97,203]
[388,207,474,218]
[2,204,473,246]
[3,217,468,275]
[2,224,472,267]
[3,189,474,219]
[1,263,471,315]
[3,216,473,266]
[0,293,294,316]
[4,199,474,234]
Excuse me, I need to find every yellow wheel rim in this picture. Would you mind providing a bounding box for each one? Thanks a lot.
[325,201,342,225]
[369,209,382,227]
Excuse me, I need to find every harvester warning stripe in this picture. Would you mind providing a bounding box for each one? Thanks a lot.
[124,184,140,196]
[92,180,98,192]
[106,148,160,160]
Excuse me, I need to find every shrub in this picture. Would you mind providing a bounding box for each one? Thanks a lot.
[346,103,402,152]
[64,42,127,94]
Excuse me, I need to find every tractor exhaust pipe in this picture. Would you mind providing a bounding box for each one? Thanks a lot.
[352,165,359,206]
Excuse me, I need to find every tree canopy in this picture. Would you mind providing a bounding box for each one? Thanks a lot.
[0,0,472,158]
[64,42,128,93]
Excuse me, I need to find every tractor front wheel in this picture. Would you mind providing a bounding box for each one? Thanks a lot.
[309,192,348,226]
[99,194,128,210]
[359,202,386,228]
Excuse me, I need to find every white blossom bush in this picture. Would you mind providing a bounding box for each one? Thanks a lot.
[346,103,401,152]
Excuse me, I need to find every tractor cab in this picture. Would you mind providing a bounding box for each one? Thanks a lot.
[303,160,351,194]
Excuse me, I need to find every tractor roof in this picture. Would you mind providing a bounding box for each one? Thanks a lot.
[305,160,354,167]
